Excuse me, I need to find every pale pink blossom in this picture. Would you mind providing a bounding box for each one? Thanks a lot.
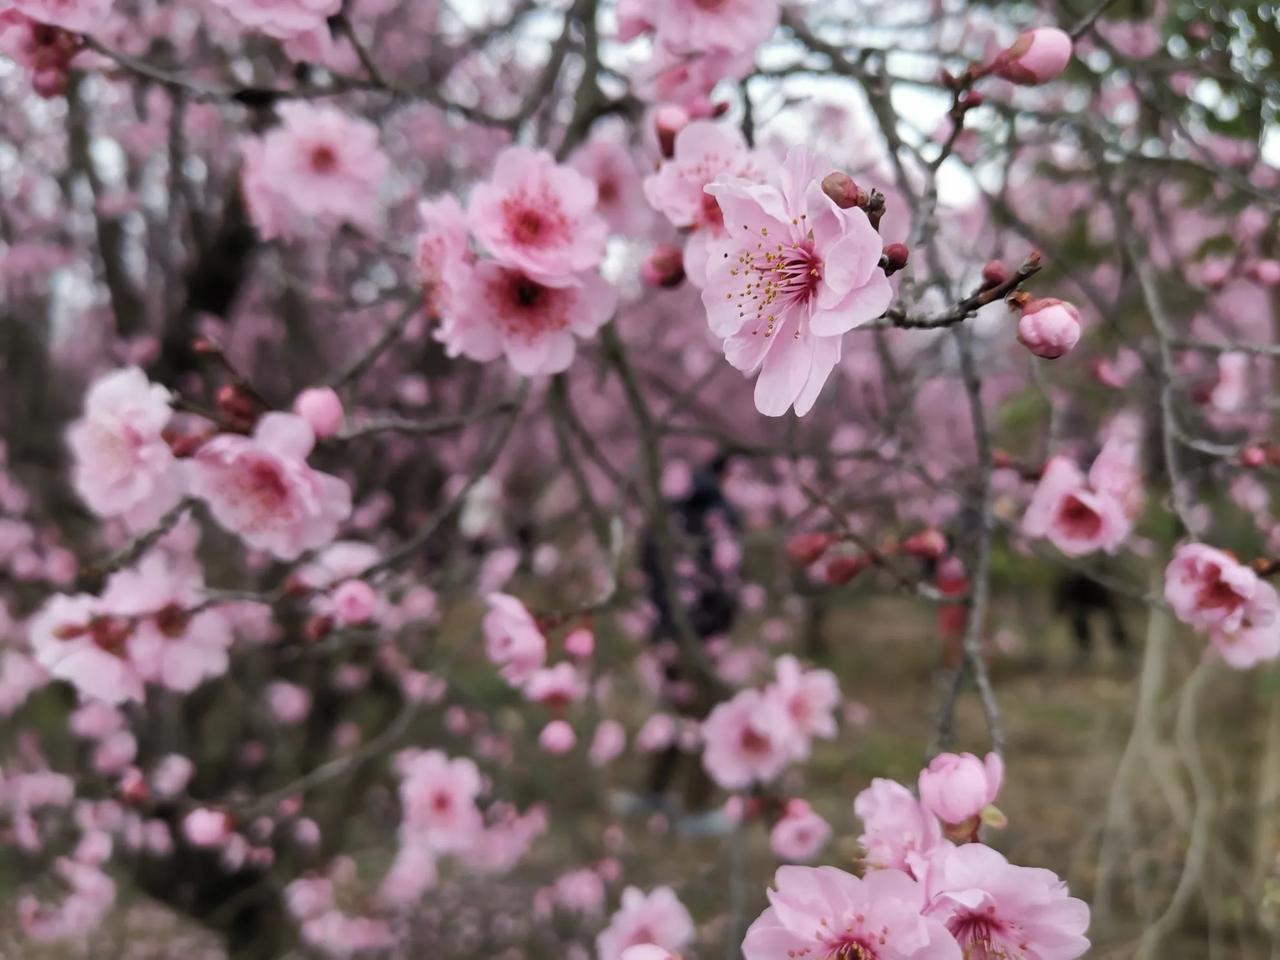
[1165,543,1280,668]
[596,886,695,960]
[265,681,312,724]
[539,719,577,753]
[10,0,112,32]
[769,800,832,862]
[242,103,388,240]
[923,843,1090,960]
[378,837,438,908]
[524,663,587,708]
[554,867,606,915]
[183,808,232,847]
[189,412,352,561]
[643,121,764,285]
[150,754,194,797]
[649,0,779,56]
[702,148,894,416]
[415,194,473,322]
[28,593,144,705]
[569,135,651,235]
[482,593,547,685]
[17,858,115,942]
[398,750,483,852]
[590,719,627,766]
[917,752,1003,827]
[1022,456,1130,556]
[854,777,945,876]
[100,553,233,694]
[207,0,340,39]
[292,387,344,438]
[767,654,839,753]
[743,865,961,960]
[467,147,607,284]
[450,262,617,375]
[700,687,798,789]
[329,579,378,625]
[66,367,182,528]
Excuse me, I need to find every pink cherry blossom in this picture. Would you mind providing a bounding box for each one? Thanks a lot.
[189,412,352,561]
[242,103,388,240]
[416,194,474,322]
[182,808,232,847]
[539,719,576,754]
[66,367,182,529]
[649,0,780,56]
[643,121,764,285]
[1164,543,1280,668]
[482,593,547,685]
[466,147,607,285]
[854,777,945,876]
[769,800,832,862]
[596,886,695,960]
[743,865,961,960]
[397,750,483,852]
[207,0,340,40]
[460,262,617,376]
[569,135,651,236]
[329,578,378,625]
[917,752,1003,827]
[100,553,233,694]
[523,663,587,709]
[1021,456,1130,556]
[264,681,312,724]
[766,654,840,753]
[701,148,894,416]
[590,719,627,766]
[10,0,112,33]
[923,843,1090,960]
[700,687,798,789]
[29,593,145,705]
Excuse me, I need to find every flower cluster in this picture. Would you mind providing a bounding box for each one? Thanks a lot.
[1165,543,1280,668]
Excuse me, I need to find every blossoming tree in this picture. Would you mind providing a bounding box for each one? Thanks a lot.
[1,0,1278,956]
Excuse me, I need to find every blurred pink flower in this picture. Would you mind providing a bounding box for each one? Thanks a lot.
[29,593,145,705]
[398,750,483,853]
[1165,542,1280,668]
[768,799,831,862]
[292,387,344,439]
[207,0,339,39]
[700,687,797,788]
[650,0,779,56]
[189,412,352,561]
[1021,456,1131,556]
[597,886,694,960]
[702,147,893,416]
[854,777,945,876]
[482,593,547,685]
[766,654,839,754]
[570,135,651,235]
[10,0,112,33]
[242,103,388,239]
[66,367,182,529]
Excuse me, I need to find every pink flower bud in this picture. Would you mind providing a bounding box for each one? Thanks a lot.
[995,28,1073,85]
[564,627,595,659]
[183,808,233,848]
[1016,297,1081,359]
[331,578,378,625]
[292,387,344,439]
[1248,259,1280,286]
[981,260,1008,288]
[882,243,910,274]
[917,751,1004,826]
[641,245,686,288]
[539,719,576,754]
[653,104,690,159]
[787,532,832,566]
[821,172,865,210]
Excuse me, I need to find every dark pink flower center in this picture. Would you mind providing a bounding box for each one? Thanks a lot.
[487,271,571,341]
[309,145,338,174]
[725,228,822,337]
[1197,566,1245,613]
[431,790,453,813]
[502,195,570,249]
[949,910,1025,959]
[238,460,291,523]
[692,0,728,9]
[739,725,772,756]
[1057,494,1102,540]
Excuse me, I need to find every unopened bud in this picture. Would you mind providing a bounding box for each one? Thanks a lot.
[787,532,832,566]
[304,614,334,642]
[641,245,686,288]
[824,553,870,586]
[821,172,865,210]
[882,243,909,275]
[1242,445,1267,468]
[902,529,947,560]
[981,260,1008,288]
[993,28,1073,86]
[1016,297,1081,360]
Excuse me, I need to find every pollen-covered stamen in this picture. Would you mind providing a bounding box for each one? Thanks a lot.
[485,271,572,341]
[949,909,1026,960]
[724,224,822,338]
